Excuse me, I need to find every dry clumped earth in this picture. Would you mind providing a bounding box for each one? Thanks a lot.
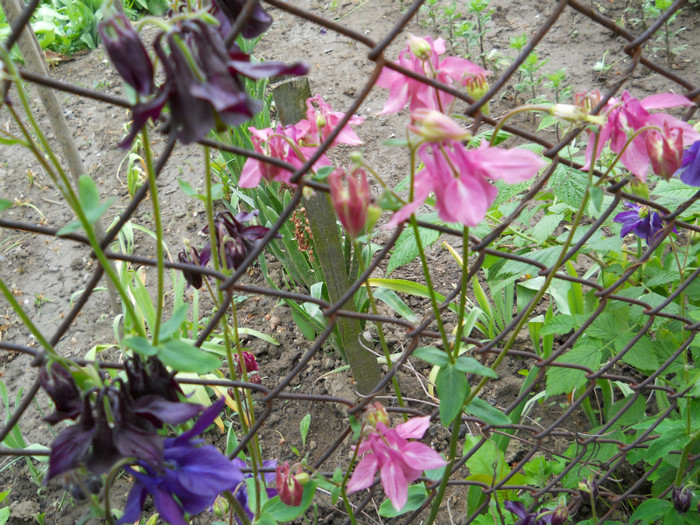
[1,0,699,524]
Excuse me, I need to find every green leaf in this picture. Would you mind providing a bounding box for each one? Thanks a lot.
[58,175,113,236]
[436,363,468,425]
[413,346,449,367]
[546,341,601,397]
[540,315,576,335]
[158,339,221,374]
[464,397,511,426]
[313,166,334,182]
[386,215,443,276]
[645,422,690,463]
[589,185,603,213]
[122,336,158,357]
[262,481,316,521]
[159,304,189,341]
[0,199,13,212]
[383,138,409,147]
[629,498,673,523]
[300,413,310,449]
[368,279,458,314]
[454,356,498,378]
[372,287,418,323]
[378,483,428,517]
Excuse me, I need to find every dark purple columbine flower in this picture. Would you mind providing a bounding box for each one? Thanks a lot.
[677,140,700,187]
[177,247,209,290]
[204,210,274,271]
[672,486,693,514]
[117,398,244,525]
[504,501,554,525]
[98,13,154,97]
[120,21,308,148]
[47,358,203,481]
[613,202,673,246]
[39,362,82,425]
[212,0,273,39]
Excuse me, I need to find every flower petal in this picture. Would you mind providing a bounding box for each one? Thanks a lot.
[347,454,379,494]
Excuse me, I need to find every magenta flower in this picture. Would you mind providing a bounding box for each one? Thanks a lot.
[346,415,446,511]
[329,167,371,239]
[305,94,364,146]
[233,351,260,383]
[240,95,362,188]
[388,140,545,228]
[276,462,306,507]
[376,35,490,114]
[645,121,684,180]
[584,91,699,181]
[408,108,470,142]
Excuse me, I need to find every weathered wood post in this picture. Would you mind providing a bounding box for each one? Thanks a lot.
[272,78,382,395]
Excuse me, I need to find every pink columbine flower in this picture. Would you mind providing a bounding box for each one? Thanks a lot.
[646,121,684,180]
[376,35,490,115]
[305,94,364,146]
[276,461,308,506]
[388,139,546,228]
[583,91,699,181]
[408,108,471,142]
[329,167,371,239]
[346,415,446,511]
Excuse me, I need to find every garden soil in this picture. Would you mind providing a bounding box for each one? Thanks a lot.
[1,1,699,523]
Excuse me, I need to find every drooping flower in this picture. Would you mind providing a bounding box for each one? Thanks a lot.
[376,35,490,115]
[329,167,371,239]
[203,210,274,271]
[583,91,699,182]
[276,462,306,506]
[676,140,700,186]
[672,486,693,514]
[234,351,260,384]
[645,121,684,180]
[211,0,273,39]
[119,20,308,148]
[346,413,446,511]
[613,202,674,246]
[98,13,154,97]
[388,138,545,228]
[39,362,82,425]
[46,358,203,482]
[177,246,210,290]
[118,398,244,525]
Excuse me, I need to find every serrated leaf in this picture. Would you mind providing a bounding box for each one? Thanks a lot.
[549,164,588,208]
[545,342,601,397]
[413,346,449,367]
[159,339,221,373]
[378,483,428,517]
[530,213,564,243]
[540,315,576,335]
[629,499,673,524]
[436,364,468,425]
[464,397,511,426]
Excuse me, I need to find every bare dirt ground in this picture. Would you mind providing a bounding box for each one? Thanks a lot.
[1,1,699,523]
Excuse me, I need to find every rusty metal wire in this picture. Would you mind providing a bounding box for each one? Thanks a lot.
[1,0,699,523]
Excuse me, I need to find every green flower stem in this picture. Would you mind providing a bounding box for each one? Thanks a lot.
[141,127,164,345]
[406,140,452,358]
[104,457,135,525]
[203,148,263,515]
[340,421,367,525]
[4,88,145,339]
[467,131,600,405]
[0,278,56,358]
[222,491,252,525]
[451,227,470,360]
[595,124,663,185]
[425,415,461,525]
[354,241,405,413]
[489,105,540,147]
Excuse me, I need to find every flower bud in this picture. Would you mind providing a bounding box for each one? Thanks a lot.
[549,104,606,126]
[408,109,470,143]
[551,502,569,525]
[574,90,602,113]
[276,462,304,506]
[464,74,491,115]
[98,14,154,97]
[672,486,692,514]
[329,167,371,239]
[646,123,684,180]
[39,362,83,425]
[578,478,599,501]
[407,34,432,60]
[364,402,390,428]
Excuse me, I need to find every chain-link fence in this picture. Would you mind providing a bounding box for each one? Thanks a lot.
[1,0,699,523]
